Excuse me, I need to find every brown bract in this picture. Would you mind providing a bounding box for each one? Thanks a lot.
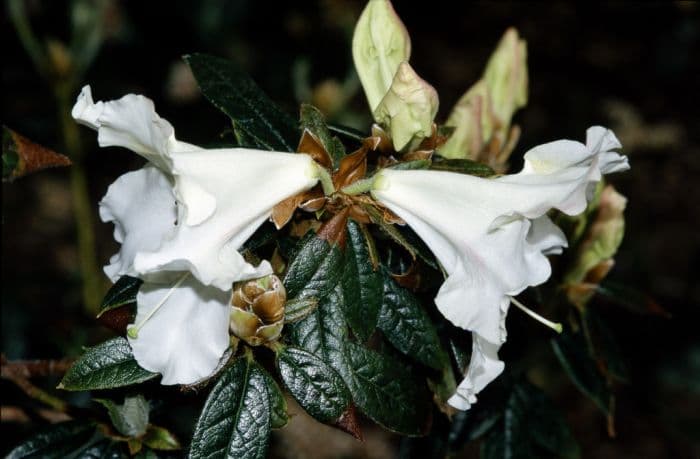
[3,126,71,182]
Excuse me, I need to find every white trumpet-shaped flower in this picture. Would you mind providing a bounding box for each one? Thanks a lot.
[75,85,319,384]
[371,126,628,410]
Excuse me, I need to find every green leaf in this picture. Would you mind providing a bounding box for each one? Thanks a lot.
[340,220,382,341]
[283,233,344,301]
[341,342,430,436]
[328,123,366,144]
[276,346,350,423]
[97,276,142,318]
[78,439,127,459]
[480,381,579,459]
[59,338,158,391]
[288,286,429,435]
[378,269,447,369]
[300,104,346,167]
[552,332,612,416]
[363,204,438,269]
[142,425,180,451]
[6,421,97,459]
[241,222,277,252]
[284,297,319,324]
[430,158,495,177]
[189,358,270,459]
[595,281,669,317]
[95,395,149,438]
[184,53,298,151]
[387,159,431,170]
[258,366,288,429]
[584,309,629,383]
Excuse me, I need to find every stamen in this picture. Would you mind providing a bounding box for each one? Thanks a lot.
[127,272,190,339]
[509,296,563,333]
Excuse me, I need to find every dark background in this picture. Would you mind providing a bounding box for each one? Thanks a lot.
[2,1,699,457]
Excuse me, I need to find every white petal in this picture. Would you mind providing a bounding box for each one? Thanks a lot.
[72,85,196,171]
[448,334,505,410]
[372,127,628,409]
[128,276,231,385]
[586,126,629,174]
[373,169,569,342]
[99,166,177,282]
[528,215,567,256]
[134,149,318,290]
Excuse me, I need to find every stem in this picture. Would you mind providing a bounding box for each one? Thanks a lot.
[340,177,376,195]
[8,0,47,76]
[315,165,335,195]
[57,84,103,316]
[510,296,563,333]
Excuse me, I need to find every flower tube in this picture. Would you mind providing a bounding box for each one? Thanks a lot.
[372,127,628,409]
[75,86,319,384]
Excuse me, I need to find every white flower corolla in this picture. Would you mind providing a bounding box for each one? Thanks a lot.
[76,85,320,384]
[371,126,629,409]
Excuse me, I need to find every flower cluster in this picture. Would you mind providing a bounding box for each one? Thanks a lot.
[75,0,629,412]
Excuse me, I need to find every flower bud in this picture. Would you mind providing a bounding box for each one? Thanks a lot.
[441,28,527,163]
[352,0,411,113]
[230,274,286,346]
[373,62,439,151]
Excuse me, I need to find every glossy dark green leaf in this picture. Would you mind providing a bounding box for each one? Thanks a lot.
[241,221,277,252]
[300,104,346,167]
[447,377,510,451]
[341,342,430,436]
[378,269,447,369]
[363,205,438,270]
[97,276,142,318]
[189,358,270,459]
[387,159,432,170]
[328,123,367,144]
[276,346,350,423]
[288,286,429,435]
[283,233,344,301]
[480,381,579,459]
[514,383,580,459]
[430,158,495,177]
[340,220,382,341]
[552,332,612,416]
[596,281,669,317]
[284,297,319,324]
[59,338,158,391]
[184,53,298,151]
[6,421,97,459]
[584,309,629,382]
[259,366,289,429]
[77,439,127,459]
[95,395,149,438]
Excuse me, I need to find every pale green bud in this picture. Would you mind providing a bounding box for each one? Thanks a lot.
[566,185,627,285]
[441,28,528,161]
[373,61,439,151]
[565,185,627,308]
[484,27,528,128]
[352,0,411,113]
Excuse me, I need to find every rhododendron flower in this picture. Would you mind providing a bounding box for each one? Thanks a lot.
[74,86,319,384]
[372,127,629,409]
